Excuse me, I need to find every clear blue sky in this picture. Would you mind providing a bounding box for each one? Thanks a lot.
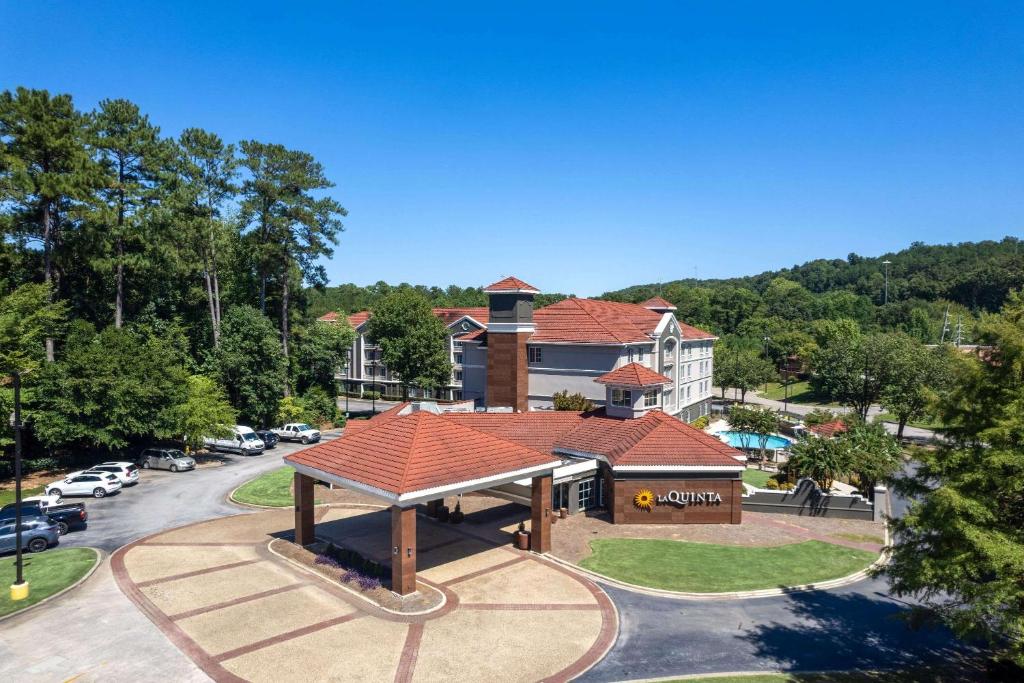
[3,2,1022,296]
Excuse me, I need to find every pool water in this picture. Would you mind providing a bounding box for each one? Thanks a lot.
[716,431,792,450]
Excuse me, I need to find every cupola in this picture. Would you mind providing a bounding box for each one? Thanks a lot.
[594,362,672,419]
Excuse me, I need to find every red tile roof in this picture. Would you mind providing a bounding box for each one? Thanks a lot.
[531,298,663,344]
[483,276,540,293]
[287,410,560,496]
[641,296,677,310]
[444,411,589,455]
[553,409,744,467]
[808,420,849,438]
[595,363,672,388]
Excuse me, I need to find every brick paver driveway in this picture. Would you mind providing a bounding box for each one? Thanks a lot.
[112,506,616,683]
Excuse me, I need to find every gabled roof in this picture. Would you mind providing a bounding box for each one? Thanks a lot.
[483,276,540,294]
[641,296,677,311]
[595,363,672,388]
[286,410,560,498]
[553,409,744,468]
[531,298,663,344]
[808,420,849,438]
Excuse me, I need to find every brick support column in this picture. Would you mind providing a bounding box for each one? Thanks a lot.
[731,479,743,524]
[391,506,417,595]
[530,474,552,553]
[294,472,315,546]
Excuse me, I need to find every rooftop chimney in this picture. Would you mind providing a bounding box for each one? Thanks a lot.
[482,276,539,412]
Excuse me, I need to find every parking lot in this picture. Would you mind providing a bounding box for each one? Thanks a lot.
[51,433,341,553]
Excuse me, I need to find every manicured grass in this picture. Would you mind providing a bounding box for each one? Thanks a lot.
[758,381,833,405]
[0,547,98,617]
[579,539,878,592]
[232,467,298,507]
[831,532,885,545]
[742,468,773,489]
[0,485,45,507]
[671,670,971,683]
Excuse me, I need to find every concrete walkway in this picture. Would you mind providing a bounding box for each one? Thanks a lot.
[112,506,616,683]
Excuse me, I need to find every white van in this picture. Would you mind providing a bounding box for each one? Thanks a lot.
[204,426,266,456]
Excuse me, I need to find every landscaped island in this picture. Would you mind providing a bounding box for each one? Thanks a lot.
[579,538,877,592]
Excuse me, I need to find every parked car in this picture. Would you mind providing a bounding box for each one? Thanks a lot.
[204,425,266,455]
[139,448,196,472]
[45,472,122,499]
[272,423,321,444]
[91,461,140,486]
[0,498,88,535]
[255,430,279,449]
[0,515,60,554]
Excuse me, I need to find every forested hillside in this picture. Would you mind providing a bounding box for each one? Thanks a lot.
[601,237,1023,344]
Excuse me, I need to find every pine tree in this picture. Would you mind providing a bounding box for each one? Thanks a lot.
[0,87,96,359]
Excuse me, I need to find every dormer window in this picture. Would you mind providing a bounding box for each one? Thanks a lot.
[638,348,645,362]
[643,389,659,407]
[611,388,631,407]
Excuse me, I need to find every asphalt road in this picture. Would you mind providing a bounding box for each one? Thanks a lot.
[56,434,340,553]
[579,460,979,681]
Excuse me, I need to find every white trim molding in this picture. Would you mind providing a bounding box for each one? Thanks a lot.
[612,465,746,473]
[486,322,537,334]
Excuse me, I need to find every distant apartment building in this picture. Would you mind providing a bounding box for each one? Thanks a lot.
[320,277,716,422]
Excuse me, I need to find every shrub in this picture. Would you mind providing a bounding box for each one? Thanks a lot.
[277,396,308,425]
[764,479,780,490]
[804,408,839,426]
[363,390,381,400]
[690,415,710,430]
[25,457,59,473]
[302,386,338,426]
[779,482,796,491]
[552,390,595,412]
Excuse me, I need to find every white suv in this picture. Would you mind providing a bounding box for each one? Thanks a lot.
[89,462,140,486]
[46,472,122,498]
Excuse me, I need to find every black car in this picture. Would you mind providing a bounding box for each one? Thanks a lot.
[255,430,279,449]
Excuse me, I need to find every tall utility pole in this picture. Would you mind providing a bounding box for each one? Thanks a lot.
[882,260,892,305]
[954,315,964,347]
[9,371,28,601]
[940,305,951,343]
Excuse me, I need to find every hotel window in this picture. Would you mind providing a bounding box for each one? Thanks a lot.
[454,352,463,364]
[638,348,645,362]
[578,478,595,510]
[528,346,542,363]
[455,370,463,382]
[611,388,631,407]
[643,389,659,407]
[686,386,691,399]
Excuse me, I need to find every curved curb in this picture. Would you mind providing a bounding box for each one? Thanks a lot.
[0,546,104,623]
[266,537,450,618]
[547,526,891,601]
[625,668,863,682]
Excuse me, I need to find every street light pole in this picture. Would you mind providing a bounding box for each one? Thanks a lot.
[882,260,891,305]
[762,334,771,393]
[10,371,27,600]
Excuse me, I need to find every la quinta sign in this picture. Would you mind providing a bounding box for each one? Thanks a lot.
[658,490,722,506]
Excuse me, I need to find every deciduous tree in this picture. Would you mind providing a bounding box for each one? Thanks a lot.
[884,292,1024,666]
[209,305,287,426]
[169,375,237,450]
[365,290,452,400]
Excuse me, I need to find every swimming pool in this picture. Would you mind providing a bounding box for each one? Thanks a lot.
[716,431,792,450]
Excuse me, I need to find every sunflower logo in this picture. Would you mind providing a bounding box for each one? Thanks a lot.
[633,488,656,511]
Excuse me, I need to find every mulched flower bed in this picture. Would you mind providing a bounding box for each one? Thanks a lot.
[270,538,444,614]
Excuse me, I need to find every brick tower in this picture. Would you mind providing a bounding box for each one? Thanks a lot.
[483,276,539,412]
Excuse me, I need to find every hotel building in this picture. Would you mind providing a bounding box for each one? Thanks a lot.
[321,277,716,422]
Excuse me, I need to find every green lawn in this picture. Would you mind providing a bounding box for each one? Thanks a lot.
[232,467,298,507]
[579,539,877,592]
[742,468,773,488]
[670,670,972,683]
[757,381,833,405]
[0,485,45,507]
[0,547,98,617]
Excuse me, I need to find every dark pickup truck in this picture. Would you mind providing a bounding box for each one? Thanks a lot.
[0,499,88,535]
